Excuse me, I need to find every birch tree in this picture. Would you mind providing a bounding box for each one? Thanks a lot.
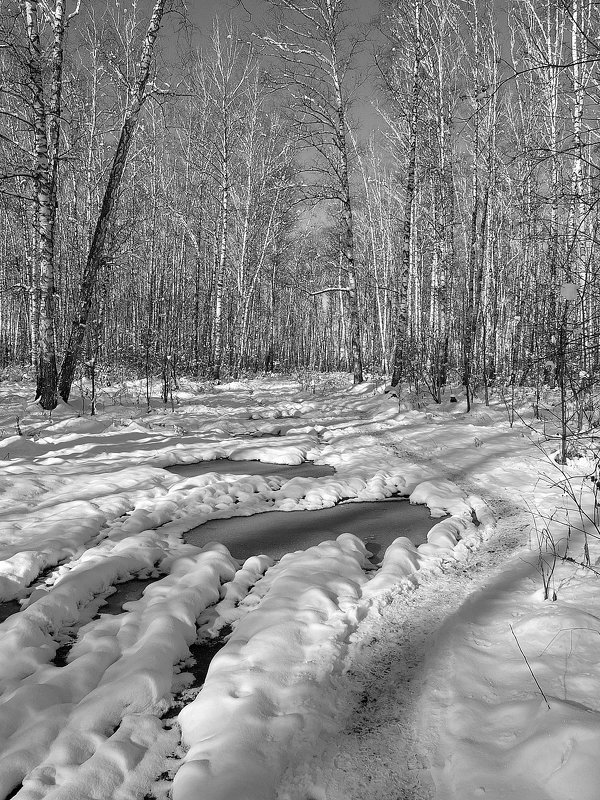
[381,0,462,398]
[263,0,365,383]
[0,1,75,408]
[381,0,424,389]
[201,22,255,381]
[460,2,502,410]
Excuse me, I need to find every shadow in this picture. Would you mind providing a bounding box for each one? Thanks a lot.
[344,419,534,490]
[6,781,23,799]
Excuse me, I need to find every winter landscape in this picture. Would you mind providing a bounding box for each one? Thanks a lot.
[3,0,600,797]
[0,374,598,800]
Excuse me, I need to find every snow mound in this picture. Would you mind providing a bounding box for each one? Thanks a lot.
[173,535,371,800]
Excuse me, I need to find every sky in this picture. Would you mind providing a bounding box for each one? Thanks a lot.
[189,0,268,37]
[182,0,383,138]
[188,0,379,47]
[189,0,381,38]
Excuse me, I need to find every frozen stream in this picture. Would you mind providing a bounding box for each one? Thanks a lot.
[97,460,434,617]
[167,458,434,562]
[0,460,434,625]
[166,457,336,481]
[183,498,432,561]
[96,498,432,618]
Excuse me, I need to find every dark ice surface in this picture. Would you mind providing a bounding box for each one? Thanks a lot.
[184,497,433,563]
[167,458,336,480]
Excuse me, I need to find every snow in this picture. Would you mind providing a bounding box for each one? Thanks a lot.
[0,375,599,799]
[424,551,600,800]
[174,535,372,800]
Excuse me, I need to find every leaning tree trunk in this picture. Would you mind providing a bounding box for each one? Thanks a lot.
[58,0,166,401]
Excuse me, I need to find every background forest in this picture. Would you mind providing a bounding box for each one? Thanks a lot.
[0,0,598,415]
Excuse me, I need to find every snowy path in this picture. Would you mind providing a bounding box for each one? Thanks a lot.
[276,497,529,800]
[277,404,600,800]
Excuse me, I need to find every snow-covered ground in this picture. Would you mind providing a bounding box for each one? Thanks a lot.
[0,374,599,800]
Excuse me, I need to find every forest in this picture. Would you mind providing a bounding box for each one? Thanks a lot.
[3,4,600,796]
[0,0,598,413]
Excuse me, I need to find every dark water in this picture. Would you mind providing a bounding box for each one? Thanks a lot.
[169,458,433,562]
[50,576,162,666]
[186,625,233,686]
[0,460,434,640]
[97,576,160,616]
[167,459,336,480]
[0,599,22,624]
[76,497,432,628]
[184,498,433,563]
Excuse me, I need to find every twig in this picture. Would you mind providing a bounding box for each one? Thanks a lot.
[510,624,551,710]
[562,555,600,576]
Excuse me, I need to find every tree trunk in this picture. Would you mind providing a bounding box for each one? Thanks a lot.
[463,125,479,412]
[391,0,420,388]
[341,184,363,384]
[58,0,166,401]
[336,91,363,383]
[23,0,59,409]
[212,159,228,382]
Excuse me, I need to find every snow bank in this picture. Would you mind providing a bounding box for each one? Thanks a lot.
[361,477,486,600]
[0,545,237,800]
[173,535,372,800]
[427,554,600,800]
